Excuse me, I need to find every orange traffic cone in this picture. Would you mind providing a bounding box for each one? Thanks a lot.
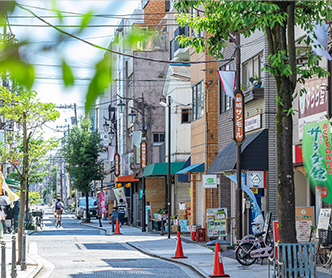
[113,218,122,235]
[208,242,230,277]
[171,232,188,259]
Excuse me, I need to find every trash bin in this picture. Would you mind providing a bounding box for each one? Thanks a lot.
[196,228,205,242]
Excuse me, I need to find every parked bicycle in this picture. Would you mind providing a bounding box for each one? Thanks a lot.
[32,209,44,230]
[316,229,332,272]
[235,230,274,266]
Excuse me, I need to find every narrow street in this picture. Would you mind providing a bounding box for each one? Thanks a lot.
[29,208,201,278]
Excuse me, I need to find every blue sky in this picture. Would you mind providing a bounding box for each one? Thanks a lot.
[8,1,140,138]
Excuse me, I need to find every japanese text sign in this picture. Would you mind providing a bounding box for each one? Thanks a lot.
[233,90,245,143]
[303,121,332,203]
[141,141,147,169]
[114,153,120,177]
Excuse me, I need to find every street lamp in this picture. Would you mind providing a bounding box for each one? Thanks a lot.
[160,95,171,239]
[117,94,147,232]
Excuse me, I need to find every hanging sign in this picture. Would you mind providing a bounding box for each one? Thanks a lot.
[246,171,266,189]
[114,153,120,177]
[233,90,245,143]
[203,174,218,188]
[141,141,147,169]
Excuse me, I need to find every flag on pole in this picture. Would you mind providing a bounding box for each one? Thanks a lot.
[307,22,332,61]
[217,71,236,98]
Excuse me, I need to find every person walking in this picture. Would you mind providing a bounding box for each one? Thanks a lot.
[117,199,126,226]
[109,207,118,233]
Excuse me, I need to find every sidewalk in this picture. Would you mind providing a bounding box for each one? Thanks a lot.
[2,230,42,278]
[81,220,269,278]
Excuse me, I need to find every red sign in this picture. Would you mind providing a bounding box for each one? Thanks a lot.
[114,153,120,177]
[233,91,245,143]
[141,141,147,169]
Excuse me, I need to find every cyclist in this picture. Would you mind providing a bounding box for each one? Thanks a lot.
[53,198,63,223]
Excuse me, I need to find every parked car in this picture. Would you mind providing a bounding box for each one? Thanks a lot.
[76,197,98,219]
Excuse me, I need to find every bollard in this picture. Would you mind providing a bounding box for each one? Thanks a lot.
[11,234,16,278]
[21,231,26,271]
[1,241,6,278]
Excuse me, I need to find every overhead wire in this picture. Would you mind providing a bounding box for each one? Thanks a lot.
[15,3,233,65]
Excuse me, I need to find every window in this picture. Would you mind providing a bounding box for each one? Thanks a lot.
[181,108,192,123]
[242,52,263,91]
[153,133,165,144]
[192,81,204,120]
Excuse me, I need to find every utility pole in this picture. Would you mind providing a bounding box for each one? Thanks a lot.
[234,34,245,241]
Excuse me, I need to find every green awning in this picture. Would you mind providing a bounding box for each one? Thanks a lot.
[5,179,20,186]
[143,162,186,177]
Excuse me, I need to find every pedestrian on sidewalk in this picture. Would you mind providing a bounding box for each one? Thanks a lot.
[0,206,7,239]
[117,199,126,226]
[109,207,118,233]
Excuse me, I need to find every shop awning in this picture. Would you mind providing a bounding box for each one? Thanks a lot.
[5,179,19,186]
[207,129,268,174]
[143,162,186,177]
[5,179,20,190]
[178,156,191,182]
[115,175,139,183]
[176,163,205,174]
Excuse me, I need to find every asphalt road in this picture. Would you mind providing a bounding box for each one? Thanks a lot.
[29,208,201,278]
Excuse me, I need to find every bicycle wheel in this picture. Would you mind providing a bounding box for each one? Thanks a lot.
[236,242,257,266]
[316,248,331,266]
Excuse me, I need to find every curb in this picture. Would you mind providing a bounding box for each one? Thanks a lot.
[126,242,207,278]
[26,242,43,278]
[79,222,112,236]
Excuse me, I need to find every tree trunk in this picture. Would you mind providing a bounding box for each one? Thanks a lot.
[272,6,297,244]
[17,115,28,263]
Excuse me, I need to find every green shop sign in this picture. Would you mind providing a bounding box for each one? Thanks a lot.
[303,121,332,203]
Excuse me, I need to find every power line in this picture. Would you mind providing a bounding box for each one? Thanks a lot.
[17,4,184,17]
[5,23,180,28]
[16,4,233,65]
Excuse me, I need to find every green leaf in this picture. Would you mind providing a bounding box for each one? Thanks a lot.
[79,11,94,33]
[62,60,74,87]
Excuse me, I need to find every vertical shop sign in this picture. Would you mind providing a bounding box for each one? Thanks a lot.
[141,141,147,169]
[114,153,120,177]
[303,121,332,203]
[233,91,245,143]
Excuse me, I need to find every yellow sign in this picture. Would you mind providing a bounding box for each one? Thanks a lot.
[251,188,258,194]
[125,183,131,188]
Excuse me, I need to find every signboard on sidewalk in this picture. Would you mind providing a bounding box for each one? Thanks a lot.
[206,208,227,237]
[295,206,315,242]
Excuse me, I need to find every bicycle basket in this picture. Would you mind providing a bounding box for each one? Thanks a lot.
[32,211,43,217]
[318,229,332,245]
